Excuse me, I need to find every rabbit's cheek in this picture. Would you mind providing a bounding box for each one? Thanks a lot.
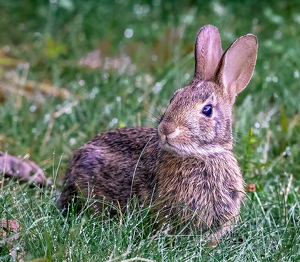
[197,118,216,142]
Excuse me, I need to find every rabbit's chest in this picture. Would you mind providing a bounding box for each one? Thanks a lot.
[158,165,224,208]
[155,155,242,227]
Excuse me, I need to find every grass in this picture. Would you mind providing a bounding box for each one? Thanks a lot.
[1,179,299,261]
[0,0,299,261]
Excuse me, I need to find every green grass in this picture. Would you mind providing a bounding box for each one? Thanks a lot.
[0,0,299,261]
[1,178,299,261]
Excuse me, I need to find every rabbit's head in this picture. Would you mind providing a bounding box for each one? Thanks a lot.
[158,25,258,157]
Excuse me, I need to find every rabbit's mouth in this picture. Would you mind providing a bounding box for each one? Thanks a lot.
[160,141,181,155]
[159,140,188,156]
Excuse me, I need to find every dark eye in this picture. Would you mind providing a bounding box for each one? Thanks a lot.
[202,105,213,117]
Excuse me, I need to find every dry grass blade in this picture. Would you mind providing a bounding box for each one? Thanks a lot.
[43,100,79,144]
[284,174,293,202]
[53,100,79,118]
[16,62,29,109]
[0,71,70,100]
[283,174,293,220]
[117,200,123,226]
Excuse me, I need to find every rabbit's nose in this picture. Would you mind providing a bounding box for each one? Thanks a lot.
[158,121,178,137]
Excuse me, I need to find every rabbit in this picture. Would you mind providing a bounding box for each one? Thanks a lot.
[57,25,258,239]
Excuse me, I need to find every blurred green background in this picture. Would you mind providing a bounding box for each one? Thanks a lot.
[0,1,299,261]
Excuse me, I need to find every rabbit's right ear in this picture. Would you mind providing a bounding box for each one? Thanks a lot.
[216,34,258,103]
[194,25,223,81]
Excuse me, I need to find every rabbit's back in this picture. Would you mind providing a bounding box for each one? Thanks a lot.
[57,127,159,211]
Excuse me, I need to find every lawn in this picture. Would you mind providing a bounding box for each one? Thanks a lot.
[0,0,299,261]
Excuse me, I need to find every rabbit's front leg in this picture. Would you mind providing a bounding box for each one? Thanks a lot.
[205,220,233,246]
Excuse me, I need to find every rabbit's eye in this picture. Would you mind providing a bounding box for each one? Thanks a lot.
[202,105,212,117]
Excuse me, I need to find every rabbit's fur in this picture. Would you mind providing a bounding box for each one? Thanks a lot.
[58,25,258,238]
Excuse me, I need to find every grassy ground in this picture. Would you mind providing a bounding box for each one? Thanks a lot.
[0,0,299,261]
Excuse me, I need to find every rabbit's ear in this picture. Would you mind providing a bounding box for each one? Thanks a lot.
[217,34,258,102]
[194,25,223,81]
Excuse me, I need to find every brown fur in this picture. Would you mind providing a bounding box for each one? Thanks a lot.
[57,25,258,239]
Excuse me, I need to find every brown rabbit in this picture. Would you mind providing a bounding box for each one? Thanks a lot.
[57,25,258,239]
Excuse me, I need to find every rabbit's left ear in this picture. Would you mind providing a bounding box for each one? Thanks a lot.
[216,34,258,103]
